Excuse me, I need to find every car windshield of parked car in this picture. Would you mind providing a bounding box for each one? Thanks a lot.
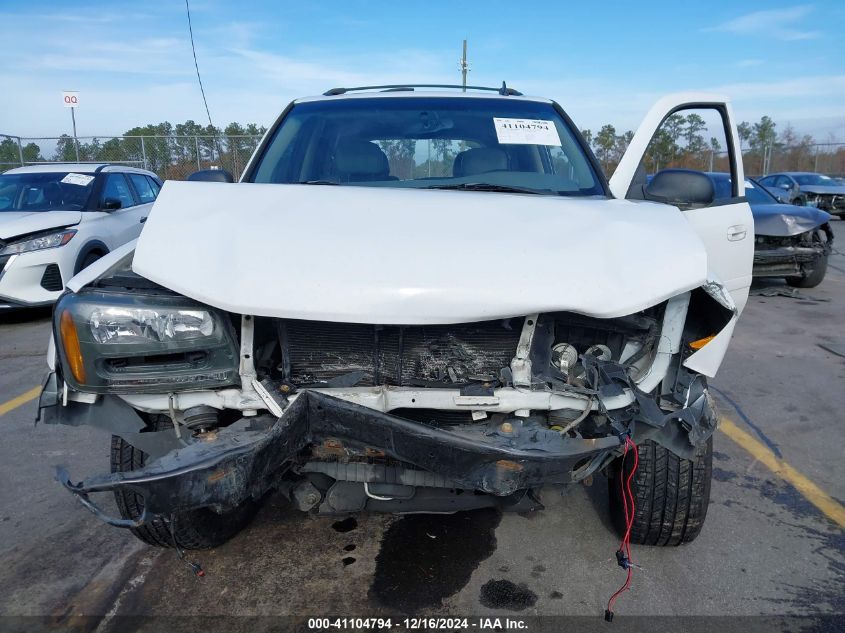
[0,172,95,212]
[743,179,779,204]
[794,174,835,186]
[249,97,605,196]
[710,175,777,205]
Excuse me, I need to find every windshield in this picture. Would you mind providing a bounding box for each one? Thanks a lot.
[744,179,779,204]
[0,172,95,212]
[794,174,835,186]
[249,97,605,197]
[710,174,778,205]
[709,173,779,204]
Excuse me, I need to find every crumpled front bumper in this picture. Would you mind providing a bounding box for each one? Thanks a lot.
[46,364,716,527]
[752,227,832,278]
[53,390,629,525]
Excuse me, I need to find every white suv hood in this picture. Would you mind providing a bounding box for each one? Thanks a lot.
[132,181,709,324]
[0,211,82,240]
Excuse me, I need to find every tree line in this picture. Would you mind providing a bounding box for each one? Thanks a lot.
[1,120,267,179]
[2,114,842,178]
[581,114,841,176]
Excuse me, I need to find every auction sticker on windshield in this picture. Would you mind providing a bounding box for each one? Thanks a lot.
[493,118,561,146]
[60,173,95,187]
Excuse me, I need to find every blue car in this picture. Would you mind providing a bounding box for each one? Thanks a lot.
[709,173,833,287]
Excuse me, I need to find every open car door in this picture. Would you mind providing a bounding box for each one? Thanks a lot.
[610,93,754,313]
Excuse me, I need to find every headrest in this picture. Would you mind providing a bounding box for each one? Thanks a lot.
[453,148,508,177]
[335,140,390,177]
[42,181,63,204]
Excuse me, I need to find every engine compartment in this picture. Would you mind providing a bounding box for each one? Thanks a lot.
[252,308,662,393]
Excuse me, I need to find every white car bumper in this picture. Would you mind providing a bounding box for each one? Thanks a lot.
[0,247,74,307]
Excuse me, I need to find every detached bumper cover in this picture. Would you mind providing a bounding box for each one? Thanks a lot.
[55,391,625,523]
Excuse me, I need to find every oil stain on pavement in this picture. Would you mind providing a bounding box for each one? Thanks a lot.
[332,517,358,533]
[479,579,538,611]
[370,509,501,612]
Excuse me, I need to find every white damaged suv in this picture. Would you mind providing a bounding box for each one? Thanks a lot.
[39,85,752,550]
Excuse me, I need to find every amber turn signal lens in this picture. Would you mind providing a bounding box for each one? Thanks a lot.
[59,310,86,383]
[689,335,715,351]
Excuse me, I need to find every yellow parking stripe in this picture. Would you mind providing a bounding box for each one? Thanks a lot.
[0,386,41,417]
[720,417,845,529]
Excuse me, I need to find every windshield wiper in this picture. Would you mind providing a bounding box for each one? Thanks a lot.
[297,180,341,185]
[424,182,549,195]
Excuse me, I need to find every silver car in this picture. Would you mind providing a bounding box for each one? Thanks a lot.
[757,172,845,217]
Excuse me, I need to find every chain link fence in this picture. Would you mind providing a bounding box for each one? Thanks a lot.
[744,142,845,177]
[593,143,845,181]
[1,133,263,180]
[2,133,844,181]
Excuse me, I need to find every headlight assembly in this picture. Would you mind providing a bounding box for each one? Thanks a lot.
[89,307,215,344]
[54,291,239,394]
[0,229,76,255]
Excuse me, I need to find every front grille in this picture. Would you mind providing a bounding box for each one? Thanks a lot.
[280,318,523,387]
[40,264,63,291]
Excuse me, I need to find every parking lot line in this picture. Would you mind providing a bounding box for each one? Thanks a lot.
[0,385,41,417]
[720,416,845,529]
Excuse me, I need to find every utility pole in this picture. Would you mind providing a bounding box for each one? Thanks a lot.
[460,39,468,91]
[62,91,81,162]
[70,107,80,163]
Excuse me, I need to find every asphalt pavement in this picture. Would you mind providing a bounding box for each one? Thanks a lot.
[0,221,843,633]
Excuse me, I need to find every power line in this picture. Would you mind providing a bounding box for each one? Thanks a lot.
[185,0,214,130]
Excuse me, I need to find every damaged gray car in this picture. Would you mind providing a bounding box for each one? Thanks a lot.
[758,172,845,217]
[38,86,753,550]
[710,174,833,287]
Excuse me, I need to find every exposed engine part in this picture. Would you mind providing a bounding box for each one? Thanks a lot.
[265,309,661,396]
[585,344,612,362]
[298,460,461,488]
[182,405,219,432]
[551,343,579,373]
[291,479,323,511]
[549,396,594,435]
[277,317,523,387]
[315,480,543,514]
[364,482,399,501]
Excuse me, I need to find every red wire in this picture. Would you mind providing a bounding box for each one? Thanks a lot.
[606,436,639,616]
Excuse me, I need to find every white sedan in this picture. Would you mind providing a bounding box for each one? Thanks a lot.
[0,163,161,308]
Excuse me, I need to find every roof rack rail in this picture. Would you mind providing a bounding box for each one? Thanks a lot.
[323,82,522,96]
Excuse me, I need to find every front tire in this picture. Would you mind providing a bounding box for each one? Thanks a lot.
[608,437,712,546]
[786,253,828,288]
[110,419,257,549]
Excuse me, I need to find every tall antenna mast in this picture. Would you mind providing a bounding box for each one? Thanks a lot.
[460,39,469,91]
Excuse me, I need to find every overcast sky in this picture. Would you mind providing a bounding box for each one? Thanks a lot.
[1,0,843,140]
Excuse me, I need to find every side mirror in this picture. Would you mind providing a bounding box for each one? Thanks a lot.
[780,183,791,189]
[187,169,234,183]
[644,169,715,209]
[101,197,122,211]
